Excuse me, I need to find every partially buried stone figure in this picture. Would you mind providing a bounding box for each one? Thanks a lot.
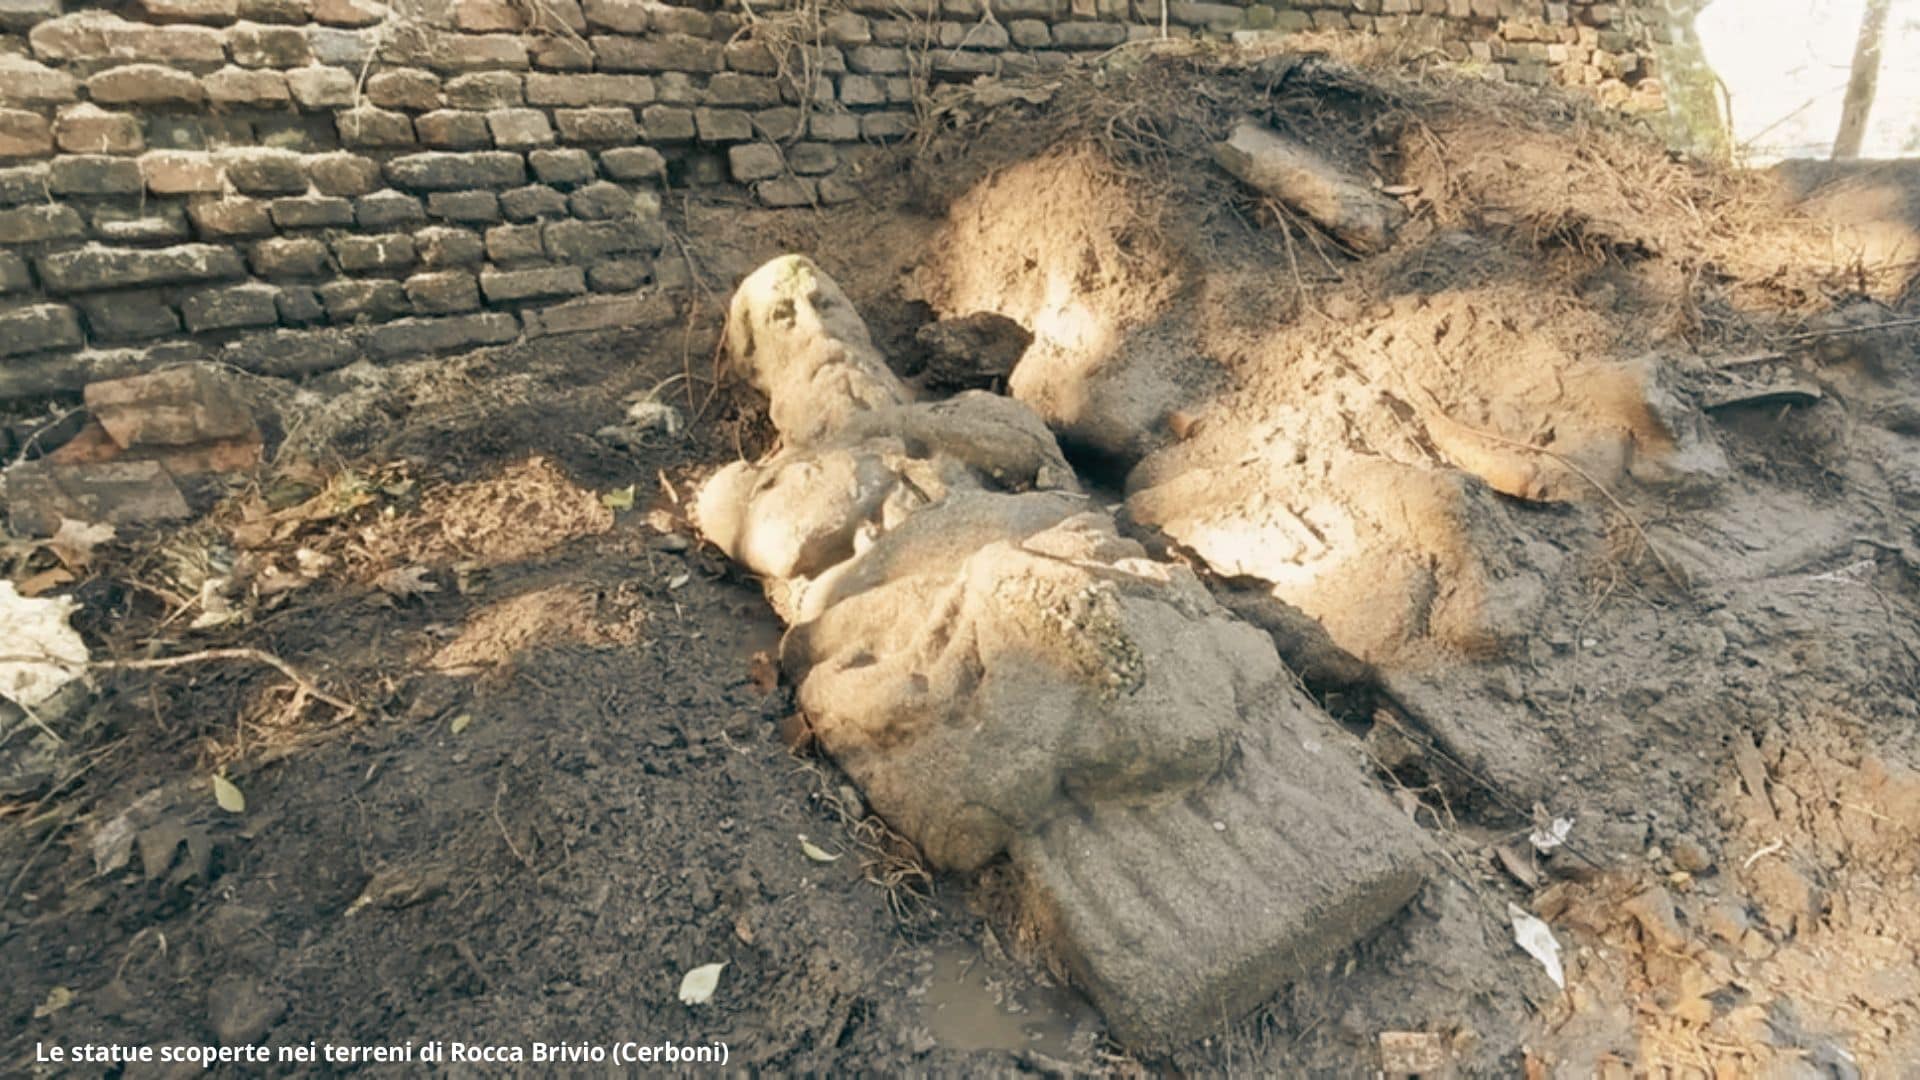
[694,255,1428,1047]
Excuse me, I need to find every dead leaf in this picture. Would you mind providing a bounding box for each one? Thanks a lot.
[799,835,842,863]
[16,567,75,597]
[374,565,439,601]
[46,517,114,570]
[677,962,725,1005]
[449,714,472,735]
[212,774,246,814]
[601,485,636,511]
[33,986,73,1018]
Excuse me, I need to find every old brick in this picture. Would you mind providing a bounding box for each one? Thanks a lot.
[354,190,427,228]
[531,34,596,71]
[404,270,480,314]
[271,195,354,228]
[522,290,673,336]
[427,190,501,223]
[755,176,815,207]
[287,65,358,108]
[563,180,632,219]
[253,114,338,153]
[367,68,441,111]
[310,27,374,66]
[50,155,144,195]
[366,312,518,359]
[0,251,31,293]
[655,71,700,105]
[337,107,416,148]
[447,71,525,108]
[846,45,909,74]
[1008,18,1049,45]
[0,204,85,244]
[249,235,332,278]
[555,107,638,144]
[139,0,241,23]
[787,142,838,175]
[32,14,228,64]
[649,5,714,35]
[416,226,485,267]
[809,112,861,142]
[727,142,782,182]
[276,286,325,325]
[414,111,494,149]
[238,0,310,22]
[543,218,663,261]
[0,110,54,159]
[333,233,417,272]
[50,105,141,156]
[0,303,85,356]
[227,22,310,66]
[427,33,529,73]
[305,152,381,197]
[839,74,885,106]
[74,292,180,341]
[0,57,79,107]
[224,328,358,376]
[694,107,751,142]
[455,0,525,32]
[88,65,204,106]
[220,149,306,195]
[319,279,410,323]
[484,223,545,263]
[187,196,273,237]
[487,108,555,149]
[594,34,723,73]
[480,265,585,303]
[140,151,224,194]
[526,72,655,107]
[581,0,649,32]
[600,145,666,181]
[500,185,569,220]
[724,40,778,75]
[388,151,527,191]
[312,0,385,26]
[861,111,913,140]
[182,283,279,331]
[526,148,592,185]
[586,258,649,292]
[706,72,781,108]
[205,65,290,105]
[92,204,193,243]
[40,245,245,293]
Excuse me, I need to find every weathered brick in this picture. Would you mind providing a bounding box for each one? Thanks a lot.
[581,0,649,32]
[50,105,141,157]
[0,0,61,32]
[846,45,909,74]
[707,73,781,107]
[310,27,374,66]
[182,283,279,331]
[530,35,595,71]
[501,184,570,220]
[787,142,837,175]
[31,13,228,63]
[484,223,546,263]
[426,33,529,73]
[600,146,666,181]
[695,108,751,142]
[586,258,650,292]
[487,108,555,149]
[0,110,54,159]
[526,72,655,107]
[404,270,480,314]
[227,21,311,66]
[367,68,441,111]
[756,176,815,207]
[414,110,493,149]
[205,65,290,104]
[287,65,358,107]
[249,235,332,278]
[337,107,416,147]
[0,204,84,244]
[480,265,586,303]
[333,233,417,272]
[355,190,428,228]
[88,65,205,105]
[139,0,241,23]
[724,41,778,75]
[221,148,306,194]
[427,190,501,223]
[224,327,358,376]
[839,74,885,107]
[141,151,224,194]
[447,71,525,108]
[522,148,589,185]
[861,111,914,140]
[522,290,674,336]
[655,71,700,105]
[271,195,355,228]
[50,155,144,195]
[728,142,783,182]
[387,151,527,190]
[91,204,193,243]
[238,0,310,22]
[253,114,338,153]
[312,0,385,27]
[187,195,273,237]
[0,251,31,293]
[72,292,180,342]
[416,226,485,267]
[319,279,410,323]
[305,151,381,196]
[555,107,638,145]
[366,312,519,360]
[0,303,85,356]
[564,180,634,219]
[809,112,860,142]
[649,5,714,35]
[39,244,247,292]
[594,34,723,73]
[455,0,525,32]
[275,286,325,325]
[543,218,664,261]
[0,57,79,107]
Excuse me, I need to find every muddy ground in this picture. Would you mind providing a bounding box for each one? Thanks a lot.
[8,46,1920,1077]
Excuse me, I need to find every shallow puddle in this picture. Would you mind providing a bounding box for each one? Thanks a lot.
[921,941,1093,1056]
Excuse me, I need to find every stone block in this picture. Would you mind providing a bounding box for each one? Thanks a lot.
[74,293,181,341]
[526,72,655,107]
[484,223,546,263]
[0,109,54,159]
[307,151,382,196]
[39,244,245,292]
[414,110,493,149]
[249,235,332,278]
[0,251,31,293]
[639,105,696,141]
[426,32,529,73]
[354,190,427,228]
[846,45,909,73]
[386,151,527,190]
[581,0,649,31]
[0,204,85,243]
[416,226,485,267]
[755,176,815,207]
[276,286,325,325]
[528,148,594,185]
[0,303,84,356]
[486,107,555,148]
[600,145,666,181]
[554,107,638,144]
[204,65,290,105]
[287,65,357,107]
[181,283,280,331]
[91,204,194,243]
[695,107,751,142]
[227,21,311,66]
[49,154,143,194]
[309,27,373,66]
[365,312,519,360]
[270,195,355,228]
[479,265,586,303]
[522,290,674,336]
[707,72,781,107]
[446,71,525,108]
[221,148,306,194]
[187,195,273,237]
[728,142,783,182]
[566,180,639,219]
[542,218,663,261]
[427,189,502,223]
[224,328,359,376]
[367,68,441,111]
[0,57,79,107]
[594,34,724,73]
[501,185,570,221]
[404,270,481,314]
[318,278,410,322]
[337,107,416,147]
[139,0,242,22]
[313,0,384,24]
[332,233,417,272]
[860,111,914,141]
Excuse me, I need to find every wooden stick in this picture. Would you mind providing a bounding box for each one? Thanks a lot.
[0,648,358,719]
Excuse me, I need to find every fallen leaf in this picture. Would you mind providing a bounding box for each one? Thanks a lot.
[799,835,842,863]
[1507,902,1565,989]
[33,986,73,1018]
[212,774,246,814]
[16,567,75,597]
[1529,816,1574,854]
[666,571,690,591]
[47,518,115,571]
[601,485,636,511]
[677,962,725,1005]
[449,714,472,735]
[374,565,439,601]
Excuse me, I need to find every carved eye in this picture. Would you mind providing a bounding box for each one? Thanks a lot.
[772,298,796,325]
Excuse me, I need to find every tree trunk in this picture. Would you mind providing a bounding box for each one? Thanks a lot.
[1833,0,1892,159]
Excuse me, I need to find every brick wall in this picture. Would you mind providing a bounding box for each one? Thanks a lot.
[0,0,1661,398]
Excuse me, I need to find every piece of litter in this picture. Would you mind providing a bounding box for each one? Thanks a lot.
[33,986,74,1019]
[601,485,636,511]
[798,835,842,863]
[1506,902,1565,989]
[0,581,88,711]
[1742,838,1785,870]
[678,962,725,1005]
[1529,816,1574,853]
[211,774,246,814]
[628,401,685,436]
